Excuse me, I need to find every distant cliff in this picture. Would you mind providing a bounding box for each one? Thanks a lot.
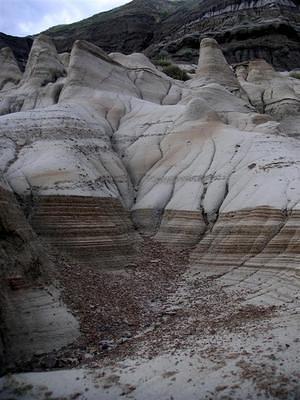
[149,0,300,70]
[0,0,299,70]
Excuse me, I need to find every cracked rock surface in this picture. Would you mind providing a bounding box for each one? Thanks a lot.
[0,35,299,399]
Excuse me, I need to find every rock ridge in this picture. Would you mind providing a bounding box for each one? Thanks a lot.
[0,0,299,70]
[0,34,299,372]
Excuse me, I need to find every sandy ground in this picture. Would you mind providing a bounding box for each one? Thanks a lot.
[1,311,300,400]
[1,241,300,400]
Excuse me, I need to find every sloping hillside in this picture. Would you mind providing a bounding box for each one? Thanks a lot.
[0,0,299,70]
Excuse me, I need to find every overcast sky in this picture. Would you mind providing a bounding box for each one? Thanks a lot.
[0,0,130,37]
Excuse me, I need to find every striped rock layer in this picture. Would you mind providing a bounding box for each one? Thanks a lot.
[0,34,299,267]
[0,186,79,370]
[30,196,138,268]
[190,207,300,305]
[0,35,299,364]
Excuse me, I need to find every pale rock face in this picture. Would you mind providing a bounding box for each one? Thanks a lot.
[59,52,70,68]
[0,35,300,364]
[109,52,158,71]
[0,47,22,90]
[0,35,299,243]
[196,38,240,91]
[21,34,65,87]
[236,59,300,136]
[0,34,66,116]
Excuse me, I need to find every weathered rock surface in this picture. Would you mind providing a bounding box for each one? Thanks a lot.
[1,33,299,263]
[0,32,32,70]
[30,196,138,267]
[149,0,300,70]
[0,184,79,372]
[0,47,22,90]
[196,37,240,90]
[0,33,299,378]
[1,0,299,70]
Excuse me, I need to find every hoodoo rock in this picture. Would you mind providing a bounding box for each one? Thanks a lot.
[196,38,240,91]
[0,47,22,90]
[21,34,66,87]
[0,33,299,397]
[1,0,300,70]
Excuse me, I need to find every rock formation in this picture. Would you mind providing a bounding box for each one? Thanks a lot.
[0,182,79,372]
[0,47,22,90]
[150,0,300,70]
[0,32,299,377]
[0,32,32,70]
[1,0,299,70]
[196,38,240,90]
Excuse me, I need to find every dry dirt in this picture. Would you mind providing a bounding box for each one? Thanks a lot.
[2,238,299,399]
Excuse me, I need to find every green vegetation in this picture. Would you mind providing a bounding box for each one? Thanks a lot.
[177,47,194,61]
[154,58,172,67]
[162,64,190,81]
[153,57,190,81]
[289,71,300,80]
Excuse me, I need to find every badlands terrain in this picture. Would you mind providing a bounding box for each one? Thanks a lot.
[0,28,299,399]
[1,0,300,70]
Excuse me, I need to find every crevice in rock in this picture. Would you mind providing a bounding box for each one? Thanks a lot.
[52,83,64,104]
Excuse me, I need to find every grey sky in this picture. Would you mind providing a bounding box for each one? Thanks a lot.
[0,0,130,37]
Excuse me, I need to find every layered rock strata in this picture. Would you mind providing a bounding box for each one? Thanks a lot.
[0,33,299,367]
[1,0,299,70]
[190,208,300,306]
[0,184,79,370]
[1,34,299,253]
[148,0,300,70]
[196,38,240,91]
[30,196,138,267]
[190,207,288,273]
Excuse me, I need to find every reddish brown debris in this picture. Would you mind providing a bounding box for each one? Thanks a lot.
[19,237,277,373]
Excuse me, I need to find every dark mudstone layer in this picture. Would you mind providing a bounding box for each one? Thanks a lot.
[0,0,299,70]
